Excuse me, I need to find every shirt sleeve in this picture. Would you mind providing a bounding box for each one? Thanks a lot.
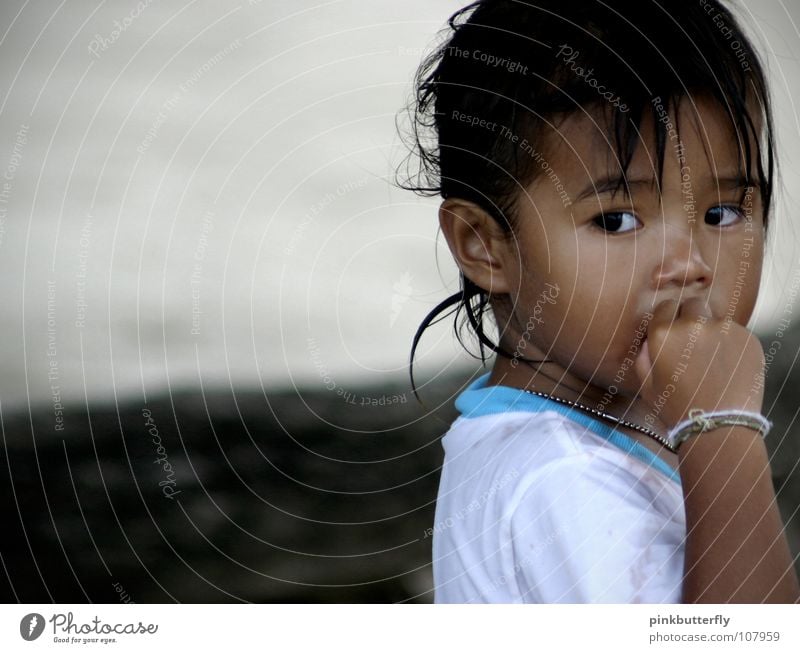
[509,452,685,603]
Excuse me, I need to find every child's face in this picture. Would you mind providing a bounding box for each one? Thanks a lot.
[500,95,764,397]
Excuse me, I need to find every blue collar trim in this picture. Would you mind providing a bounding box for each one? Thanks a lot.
[454,372,680,485]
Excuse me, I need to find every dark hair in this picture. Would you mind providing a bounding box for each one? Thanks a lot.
[398,0,775,399]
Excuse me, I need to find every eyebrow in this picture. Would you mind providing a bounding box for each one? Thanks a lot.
[575,174,757,202]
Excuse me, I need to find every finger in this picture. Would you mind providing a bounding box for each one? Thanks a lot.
[649,298,680,330]
[678,296,713,322]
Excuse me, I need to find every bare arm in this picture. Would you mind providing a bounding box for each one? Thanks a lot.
[634,298,799,603]
[678,426,799,603]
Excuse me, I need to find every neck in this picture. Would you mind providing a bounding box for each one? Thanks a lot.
[486,353,669,435]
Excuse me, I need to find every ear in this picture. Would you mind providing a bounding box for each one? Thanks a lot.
[438,199,515,295]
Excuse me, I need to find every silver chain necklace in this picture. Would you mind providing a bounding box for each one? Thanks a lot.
[522,388,677,454]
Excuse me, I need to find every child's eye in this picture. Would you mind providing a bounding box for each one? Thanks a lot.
[591,211,641,234]
[705,205,744,227]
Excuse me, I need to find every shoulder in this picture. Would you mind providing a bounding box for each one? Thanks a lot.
[443,409,590,458]
[510,448,677,518]
[444,409,679,496]
[443,409,654,482]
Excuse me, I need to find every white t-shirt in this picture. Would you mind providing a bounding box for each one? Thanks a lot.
[432,372,687,603]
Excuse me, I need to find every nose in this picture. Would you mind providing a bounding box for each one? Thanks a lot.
[651,224,713,291]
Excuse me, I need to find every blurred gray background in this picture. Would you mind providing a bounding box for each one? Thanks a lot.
[0,0,798,411]
[1,0,799,603]
[0,0,475,413]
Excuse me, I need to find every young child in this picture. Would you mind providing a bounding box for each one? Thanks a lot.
[403,0,800,603]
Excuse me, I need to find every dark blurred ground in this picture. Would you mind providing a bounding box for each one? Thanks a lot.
[1,326,798,603]
[0,371,464,603]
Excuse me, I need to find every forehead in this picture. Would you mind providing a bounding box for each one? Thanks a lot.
[541,96,751,181]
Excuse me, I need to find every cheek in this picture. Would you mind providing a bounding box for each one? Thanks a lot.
[569,243,640,313]
[516,230,643,350]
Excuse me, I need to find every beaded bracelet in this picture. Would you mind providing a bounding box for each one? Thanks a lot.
[666,409,772,450]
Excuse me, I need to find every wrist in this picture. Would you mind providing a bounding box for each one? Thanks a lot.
[667,409,771,451]
[677,424,768,459]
